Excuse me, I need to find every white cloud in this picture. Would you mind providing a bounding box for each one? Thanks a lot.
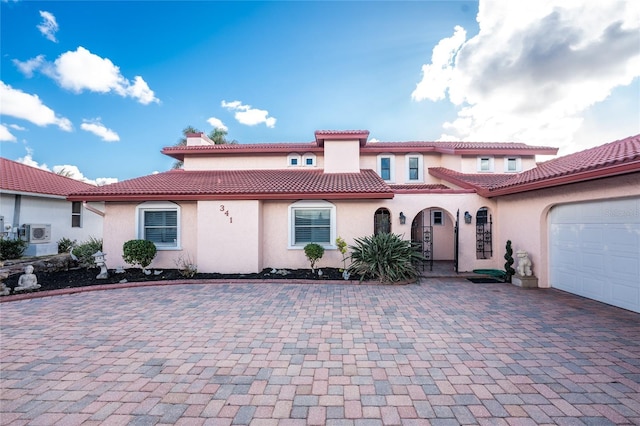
[16,151,114,186]
[0,81,73,131]
[413,0,640,153]
[40,46,159,105]
[412,25,466,102]
[80,120,120,142]
[221,100,276,128]
[206,117,228,131]
[37,11,58,43]
[0,124,17,142]
[13,55,46,78]
[17,151,49,171]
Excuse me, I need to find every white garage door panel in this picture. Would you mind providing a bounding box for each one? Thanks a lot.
[550,198,640,314]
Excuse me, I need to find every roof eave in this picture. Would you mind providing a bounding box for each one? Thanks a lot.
[482,161,640,197]
[68,191,395,202]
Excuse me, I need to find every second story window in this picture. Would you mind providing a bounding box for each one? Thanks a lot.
[288,153,301,167]
[302,153,316,167]
[477,156,494,172]
[377,154,394,182]
[405,154,423,182]
[505,157,521,172]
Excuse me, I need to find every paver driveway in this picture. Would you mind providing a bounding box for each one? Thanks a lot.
[1,278,639,425]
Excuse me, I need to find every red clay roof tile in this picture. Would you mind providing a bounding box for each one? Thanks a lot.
[429,134,640,196]
[1,157,96,197]
[69,169,394,201]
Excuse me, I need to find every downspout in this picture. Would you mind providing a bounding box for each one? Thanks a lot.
[12,194,21,229]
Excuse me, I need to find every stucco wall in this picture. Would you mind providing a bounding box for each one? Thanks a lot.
[0,193,103,245]
[197,200,262,273]
[495,173,640,288]
[323,140,360,173]
[102,202,198,271]
[184,154,324,171]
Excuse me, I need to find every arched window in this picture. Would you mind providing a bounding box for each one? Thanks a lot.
[475,208,492,259]
[374,208,391,235]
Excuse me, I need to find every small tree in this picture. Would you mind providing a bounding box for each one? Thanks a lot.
[504,240,516,283]
[336,237,348,271]
[304,243,324,272]
[122,239,157,270]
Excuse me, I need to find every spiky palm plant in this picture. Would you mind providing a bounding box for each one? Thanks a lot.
[348,233,424,283]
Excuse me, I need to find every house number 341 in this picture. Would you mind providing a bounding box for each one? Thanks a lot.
[219,205,233,223]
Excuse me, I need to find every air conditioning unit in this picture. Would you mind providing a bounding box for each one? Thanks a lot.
[25,224,52,243]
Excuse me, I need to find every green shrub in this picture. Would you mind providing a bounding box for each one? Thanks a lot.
[304,243,325,271]
[348,233,424,283]
[122,239,157,269]
[0,237,27,260]
[57,237,77,254]
[73,236,103,268]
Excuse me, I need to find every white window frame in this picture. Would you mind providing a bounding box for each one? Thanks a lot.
[288,200,336,249]
[477,156,494,172]
[377,154,395,183]
[71,201,82,228]
[302,153,316,167]
[135,201,181,250]
[504,156,521,172]
[432,210,444,226]
[287,153,301,167]
[404,154,423,182]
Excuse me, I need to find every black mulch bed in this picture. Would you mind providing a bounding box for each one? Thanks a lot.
[3,267,359,296]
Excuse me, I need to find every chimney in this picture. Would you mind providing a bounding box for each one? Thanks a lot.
[186,132,214,146]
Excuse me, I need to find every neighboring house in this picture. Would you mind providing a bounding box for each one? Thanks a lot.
[68,131,640,313]
[0,157,104,256]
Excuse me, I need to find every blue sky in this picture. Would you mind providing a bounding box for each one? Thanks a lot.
[1,1,638,184]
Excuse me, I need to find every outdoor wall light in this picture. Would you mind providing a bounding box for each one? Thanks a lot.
[399,212,406,225]
[464,211,472,224]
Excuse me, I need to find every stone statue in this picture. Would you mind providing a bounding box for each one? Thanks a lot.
[92,251,109,279]
[516,250,533,276]
[15,265,41,292]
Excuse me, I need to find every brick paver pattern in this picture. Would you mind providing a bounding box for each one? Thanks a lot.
[1,279,639,425]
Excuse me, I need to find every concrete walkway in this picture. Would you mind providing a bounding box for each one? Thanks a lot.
[1,278,639,425]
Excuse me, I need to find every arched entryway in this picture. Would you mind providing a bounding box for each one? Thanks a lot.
[411,207,456,271]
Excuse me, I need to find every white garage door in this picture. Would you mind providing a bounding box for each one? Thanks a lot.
[549,197,640,313]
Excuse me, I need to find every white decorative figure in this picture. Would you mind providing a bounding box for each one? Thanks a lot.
[15,265,41,291]
[516,250,533,276]
[92,251,109,279]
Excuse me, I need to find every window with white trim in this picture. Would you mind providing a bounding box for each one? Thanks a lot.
[302,153,316,167]
[477,156,494,172]
[288,200,336,248]
[504,157,521,172]
[431,210,444,226]
[287,153,301,167]
[71,201,82,228]
[377,154,395,182]
[136,201,180,249]
[405,154,423,182]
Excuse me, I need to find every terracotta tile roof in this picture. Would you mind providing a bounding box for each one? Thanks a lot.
[1,157,96,197]
[363,141,558,155]
[429,134,640,196]
[163,137,558,161]
[68,169,394,201]
[428,168,516,190]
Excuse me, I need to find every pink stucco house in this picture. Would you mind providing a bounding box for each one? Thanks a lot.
[69,131,640,313]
